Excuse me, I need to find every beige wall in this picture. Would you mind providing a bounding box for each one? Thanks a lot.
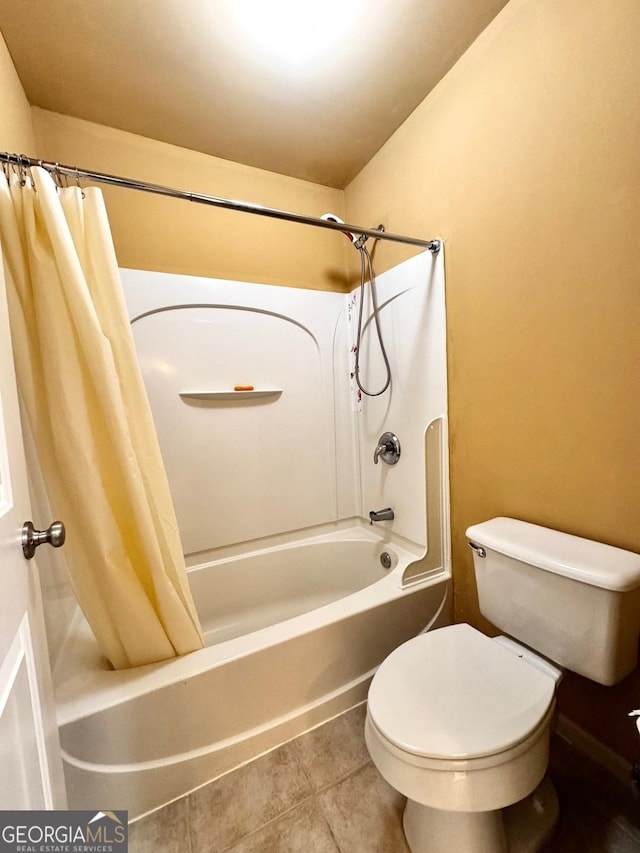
[0,32,35,154]
[346,0,640,761]
[32,109,349,292]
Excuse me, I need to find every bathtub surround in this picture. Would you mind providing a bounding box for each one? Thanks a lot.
[0,167,203,669]
[122,250,447,558]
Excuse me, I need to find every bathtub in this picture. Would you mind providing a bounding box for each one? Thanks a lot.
[54,522,450,820]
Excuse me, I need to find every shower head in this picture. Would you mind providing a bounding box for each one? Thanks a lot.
[321,213,357,245]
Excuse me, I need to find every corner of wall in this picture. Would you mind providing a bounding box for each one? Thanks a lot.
[0,29,36,154]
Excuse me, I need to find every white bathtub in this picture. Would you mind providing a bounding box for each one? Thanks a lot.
[54,523,450,820]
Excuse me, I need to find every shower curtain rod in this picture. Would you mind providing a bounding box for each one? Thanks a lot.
[0,152,440,252]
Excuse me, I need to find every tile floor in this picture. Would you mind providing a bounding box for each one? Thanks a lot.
[129,703,640,852]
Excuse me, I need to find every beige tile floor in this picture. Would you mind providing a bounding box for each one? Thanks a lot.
[129,703,640,852]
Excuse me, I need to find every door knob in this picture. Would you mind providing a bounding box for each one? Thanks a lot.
[21,520,66,560]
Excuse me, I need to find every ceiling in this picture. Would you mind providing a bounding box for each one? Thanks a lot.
[0,0,508,188]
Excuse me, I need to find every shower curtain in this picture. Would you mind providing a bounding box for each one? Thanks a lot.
[0,166,203,669]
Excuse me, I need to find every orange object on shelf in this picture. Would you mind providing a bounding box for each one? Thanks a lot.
[234,385,254,391]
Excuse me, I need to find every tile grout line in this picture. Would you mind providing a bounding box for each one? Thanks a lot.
[290,737,371,793]
[314,760,382,853]
[216,792,318,853]
[315,757,373,796]
[185,791,194,853]
[288,718,371,853]
[212,743,318,853]
[290,736,317,792]
[316,791,347,853]
[213,746,374,851]
[150,706,380,852]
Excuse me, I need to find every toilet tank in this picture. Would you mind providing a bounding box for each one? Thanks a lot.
[466,517,640,686]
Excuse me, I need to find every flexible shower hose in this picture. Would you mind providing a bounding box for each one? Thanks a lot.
[354,245,391,396]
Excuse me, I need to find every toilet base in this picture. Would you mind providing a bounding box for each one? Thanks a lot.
[403,776,559,853]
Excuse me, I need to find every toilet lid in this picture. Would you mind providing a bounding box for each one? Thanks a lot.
[368,623,556,760]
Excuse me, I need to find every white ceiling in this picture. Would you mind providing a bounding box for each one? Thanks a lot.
[0,0,508,188]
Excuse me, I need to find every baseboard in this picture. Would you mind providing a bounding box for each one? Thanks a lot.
[556,713,632,786]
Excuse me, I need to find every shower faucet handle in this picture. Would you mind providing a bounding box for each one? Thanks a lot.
[373,432,401,465]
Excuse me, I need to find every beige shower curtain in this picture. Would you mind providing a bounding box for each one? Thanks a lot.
[0,166,203,669]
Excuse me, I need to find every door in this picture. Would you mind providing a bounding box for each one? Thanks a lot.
[0,254,67,809]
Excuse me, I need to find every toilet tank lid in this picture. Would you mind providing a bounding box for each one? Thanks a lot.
[466,517,640,592]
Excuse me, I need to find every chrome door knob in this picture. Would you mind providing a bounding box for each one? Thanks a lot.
[21,520,66,560]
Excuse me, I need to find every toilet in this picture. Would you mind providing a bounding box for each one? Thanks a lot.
[365,517,640,853]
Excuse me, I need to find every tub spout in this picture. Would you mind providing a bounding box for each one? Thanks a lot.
[369,508,394,524]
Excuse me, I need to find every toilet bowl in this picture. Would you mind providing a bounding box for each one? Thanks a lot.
[366,623,561,852]
[365,517,640,853]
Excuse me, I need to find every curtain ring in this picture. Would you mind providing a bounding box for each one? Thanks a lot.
[18,154,28,187]
[76,167,85,199]
[50,162,63,192]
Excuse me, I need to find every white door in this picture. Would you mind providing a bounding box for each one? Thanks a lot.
[0,255,67,809]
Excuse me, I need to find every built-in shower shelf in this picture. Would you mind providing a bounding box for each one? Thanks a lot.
[179,390,283,401]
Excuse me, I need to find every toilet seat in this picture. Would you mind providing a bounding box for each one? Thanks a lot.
[365,704,555,812]
[368,623,556,761]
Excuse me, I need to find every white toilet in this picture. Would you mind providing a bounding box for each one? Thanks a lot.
[365,517,640,853]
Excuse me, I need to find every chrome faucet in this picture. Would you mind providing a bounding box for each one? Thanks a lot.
[373,441,388,464]
[373,432,401,465]
[369,508,395,524]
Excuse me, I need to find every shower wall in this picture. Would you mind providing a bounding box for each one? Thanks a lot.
[124,271,356,556]
[350,251,448,548]
[122,249,447,561]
